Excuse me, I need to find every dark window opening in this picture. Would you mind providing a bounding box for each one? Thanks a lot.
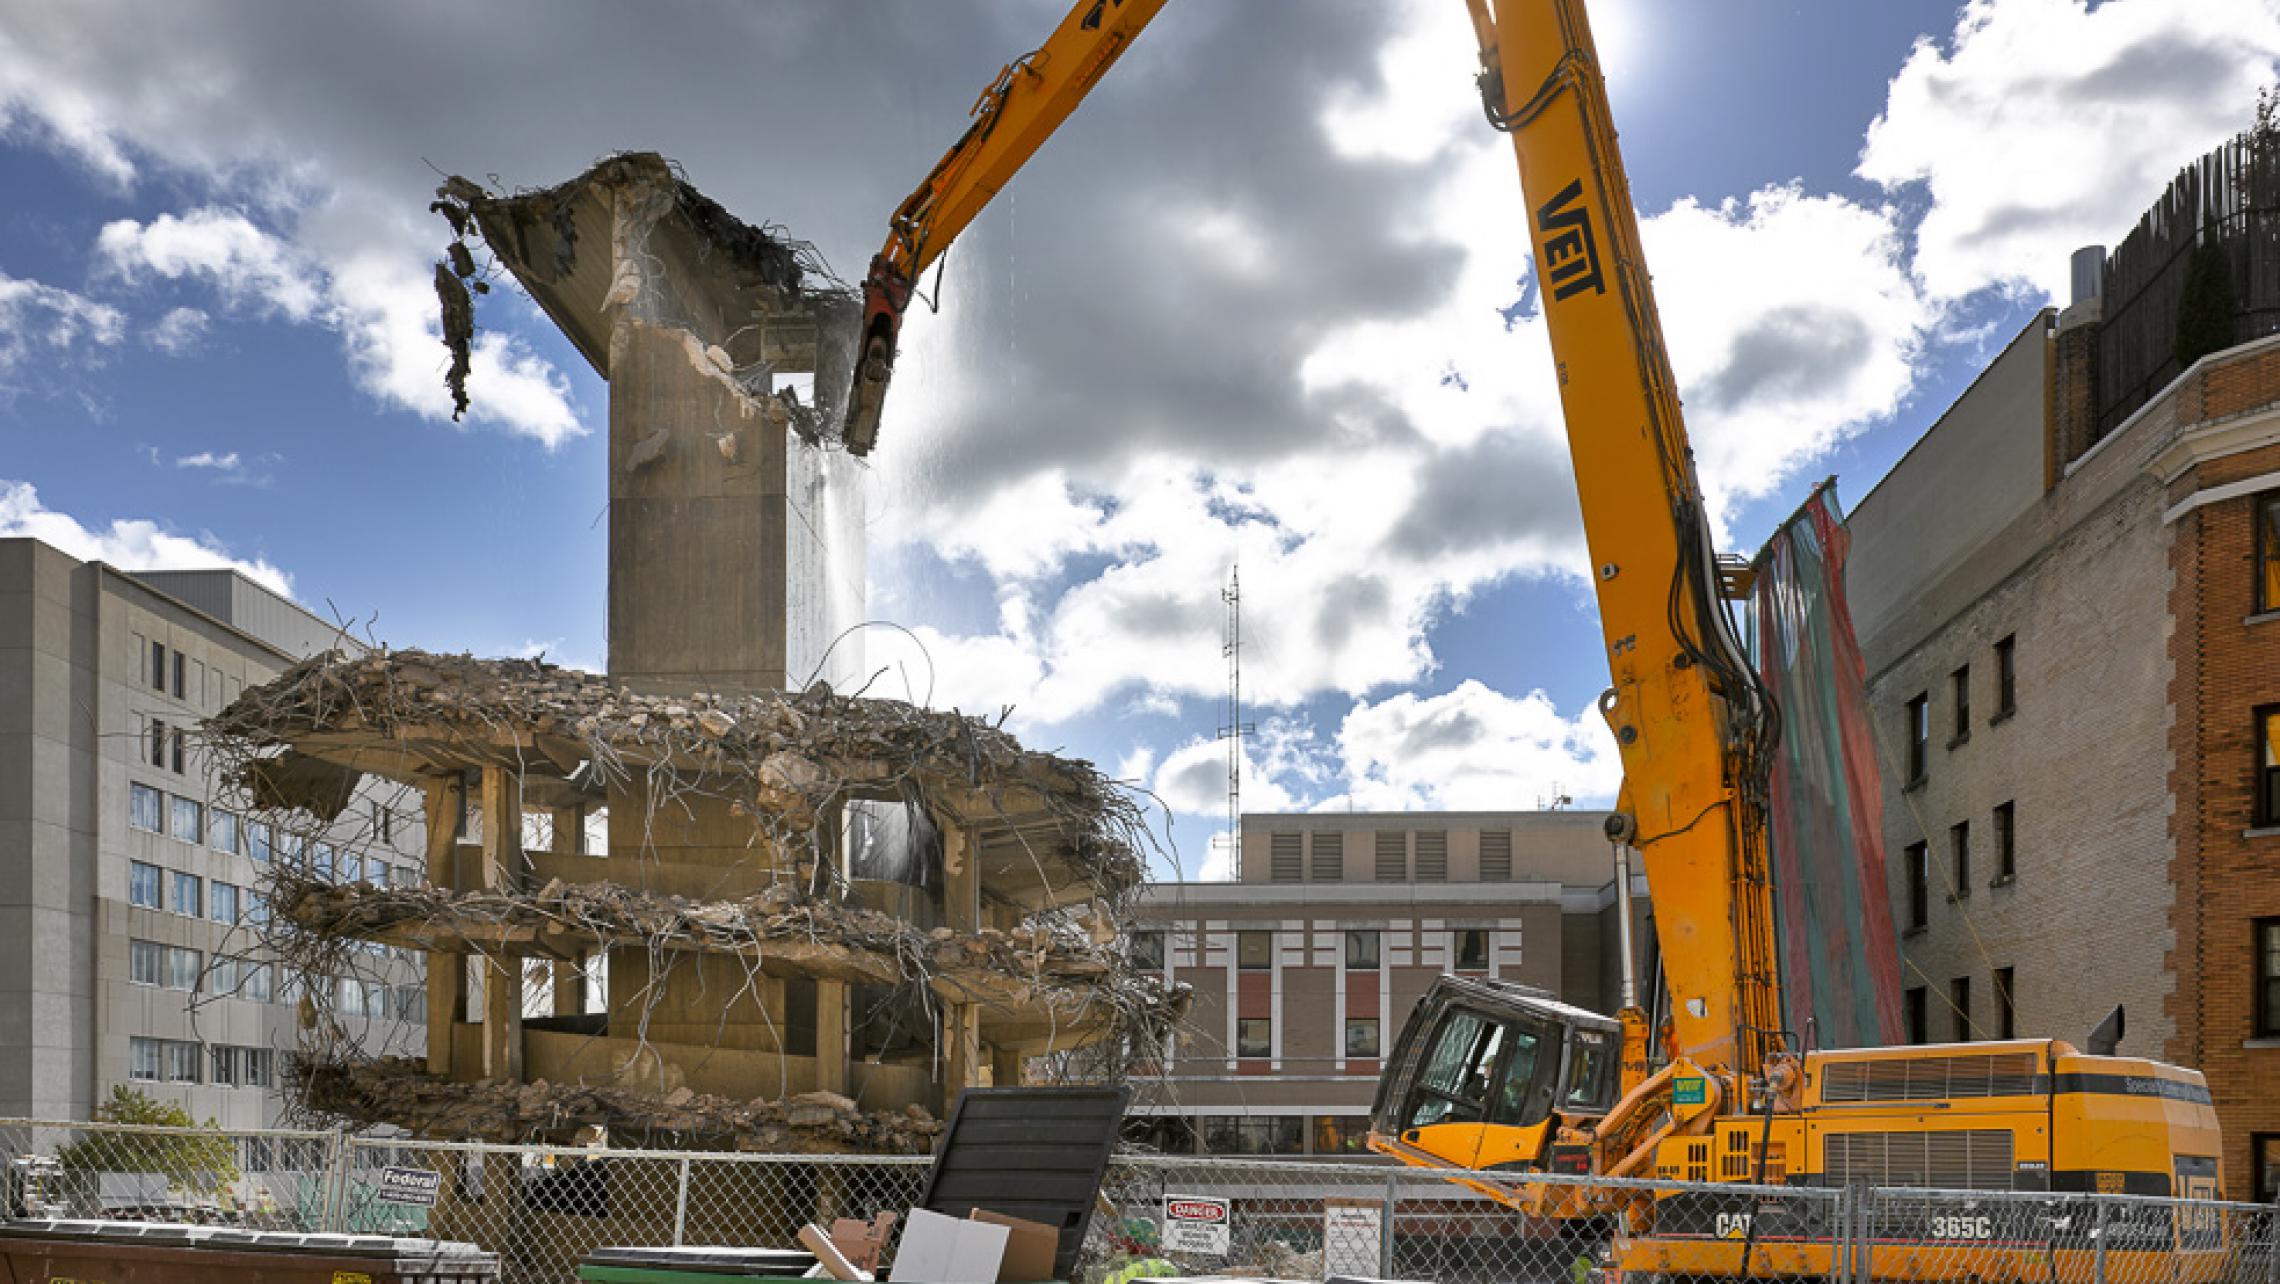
[1130,931,1165,971]
[1951,666,1971,742]
[1345,1018,1380,1058]
[1455,929,1491,971]
[2257,919,2280,1039]
[1904,842,1928,931]
[1906,695,1930,783]
[1995,636,2017,718]
[1237,1017,1272,1058]
[1949,821,1970,899]
[1345,930,1380,971]
[2255,1134,2280,1204]
[1993,802,2016,884]
[171,651,185,698]
[150,641,166,691]
[1905,986,1928,1044]
[1951,976,1973,1042]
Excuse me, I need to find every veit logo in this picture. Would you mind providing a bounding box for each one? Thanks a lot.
[1537,178,1608,302]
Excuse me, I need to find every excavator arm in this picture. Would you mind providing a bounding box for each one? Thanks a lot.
[1464,0,1784,1087]
[843,0,1168,454]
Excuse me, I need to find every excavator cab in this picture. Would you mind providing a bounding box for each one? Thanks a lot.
[1369,976,1623,1174]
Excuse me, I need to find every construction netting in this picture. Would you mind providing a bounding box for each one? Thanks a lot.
[1749,484,1904,1049]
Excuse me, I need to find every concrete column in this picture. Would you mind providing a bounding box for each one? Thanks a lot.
[942,821,979,935]
[816,978,848,1097]
[422,777,466,1078]
[991,1044,1023,1089]
[550,804,583,1016]
[943,1004,982,1116]
[480,767,524,1081]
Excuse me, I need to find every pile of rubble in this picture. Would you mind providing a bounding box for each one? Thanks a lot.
[301,1057,943,1151]
[205,648,1149,898]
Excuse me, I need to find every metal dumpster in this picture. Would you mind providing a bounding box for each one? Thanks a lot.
[576,1245,817,1283]
[0,1218,498,1283]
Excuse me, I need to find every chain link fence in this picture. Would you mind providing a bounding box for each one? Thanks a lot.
[6,1119,2279,1284]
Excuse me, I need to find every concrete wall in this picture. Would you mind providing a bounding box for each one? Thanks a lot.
[1848,313,2053,650]
[1847,312,2195,1061]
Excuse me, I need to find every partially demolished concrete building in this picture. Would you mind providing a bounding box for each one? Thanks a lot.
[205,155,1175,1150]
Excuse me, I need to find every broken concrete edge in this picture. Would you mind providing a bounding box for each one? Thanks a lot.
[275,876,1189,1021]
[296,1055,945,1151]
[201,648,1152,901]
[430,151,862,450]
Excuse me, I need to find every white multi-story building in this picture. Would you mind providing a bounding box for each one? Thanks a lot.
[1,537,426,1127]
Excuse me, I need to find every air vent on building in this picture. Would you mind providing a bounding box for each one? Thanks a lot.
[1824,1130,2016,1191]
[1415,831,1448,881]
[1818,1052,2040,1103]
[1479,830,1512,882]
[1375,831,1407,882]
[1269,832,1303,883]
[1310,831,1344,882]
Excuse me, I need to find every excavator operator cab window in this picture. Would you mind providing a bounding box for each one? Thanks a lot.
[1562,1028,1616,1114]
[1404,1008,1551,1131]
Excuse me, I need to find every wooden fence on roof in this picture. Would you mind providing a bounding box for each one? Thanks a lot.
[2096,131,2280,441]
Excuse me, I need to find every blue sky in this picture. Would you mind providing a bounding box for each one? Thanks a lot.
[2,0,2274,879]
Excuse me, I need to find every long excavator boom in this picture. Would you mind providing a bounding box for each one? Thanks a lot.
[1464,0,1784,1087]
[842,0,1167,454]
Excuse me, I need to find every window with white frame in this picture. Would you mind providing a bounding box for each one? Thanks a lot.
[163,1040,200,1083]
[210,809,241,856]
[169,796,202,844]
[128,861,162,909]
[211,1045,239,1086]
[243,1047,274,1087]
[129,785,163,834]
[129,939,162,986]
[170,870,201,917]
[210,882,240,925]
[165,946,201,991]
[241,962,273,1003]
[128,1037,161,1082]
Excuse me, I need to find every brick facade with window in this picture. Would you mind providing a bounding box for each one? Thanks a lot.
[1848,308,2280,1195]
[2166,421,2280,1194]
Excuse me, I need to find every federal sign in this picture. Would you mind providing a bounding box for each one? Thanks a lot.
[374,1165,443,1207]
[1163,1194,1231,1255]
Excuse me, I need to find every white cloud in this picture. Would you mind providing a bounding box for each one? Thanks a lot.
[1859,0,2280,302]
[175,450,241,471]
[98,208,322,320]
[148,305,210,354]
[0,270,124,379]
[1330,679,1620,812]
[0,479,291,595]
[96,206,583,446]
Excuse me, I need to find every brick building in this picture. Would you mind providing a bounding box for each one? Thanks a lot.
[1845,285,2280,1195]
[1120,810,1649,1155]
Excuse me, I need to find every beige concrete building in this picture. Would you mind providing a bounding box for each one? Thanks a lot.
[0,538,424,1128]
[1122,810,1648,1155]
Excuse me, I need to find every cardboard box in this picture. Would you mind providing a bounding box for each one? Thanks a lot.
[888,1208,1009,1284]
[968,1209,1061,1283]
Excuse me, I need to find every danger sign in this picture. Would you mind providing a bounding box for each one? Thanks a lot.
[1163,1194,1231,1255]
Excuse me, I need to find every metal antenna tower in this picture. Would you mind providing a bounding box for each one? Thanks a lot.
[1215,563,1254,879]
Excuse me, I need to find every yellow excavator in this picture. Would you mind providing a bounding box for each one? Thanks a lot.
[847,1,2226,1277]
